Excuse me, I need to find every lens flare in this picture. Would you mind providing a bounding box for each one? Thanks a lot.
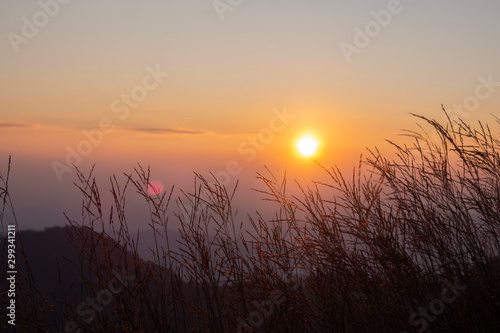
[147,180,164,196]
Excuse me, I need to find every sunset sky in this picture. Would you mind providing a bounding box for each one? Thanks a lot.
[1,0,500,230]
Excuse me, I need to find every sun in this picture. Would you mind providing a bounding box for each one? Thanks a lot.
[297,135,319,157]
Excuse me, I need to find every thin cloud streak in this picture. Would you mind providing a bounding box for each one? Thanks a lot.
[0,122,30,128]
[132,128,205,135]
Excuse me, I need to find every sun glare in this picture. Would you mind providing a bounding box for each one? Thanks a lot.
[297,135,319,157]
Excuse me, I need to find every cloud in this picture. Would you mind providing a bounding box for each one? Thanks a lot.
[132,128,205,135]
[0,122,30,128]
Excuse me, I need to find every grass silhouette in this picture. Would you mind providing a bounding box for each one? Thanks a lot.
[1,111,500,332]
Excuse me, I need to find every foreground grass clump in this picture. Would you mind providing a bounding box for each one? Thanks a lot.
[1,112,500,332]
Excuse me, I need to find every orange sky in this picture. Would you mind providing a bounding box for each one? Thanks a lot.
[1,0,499,229]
